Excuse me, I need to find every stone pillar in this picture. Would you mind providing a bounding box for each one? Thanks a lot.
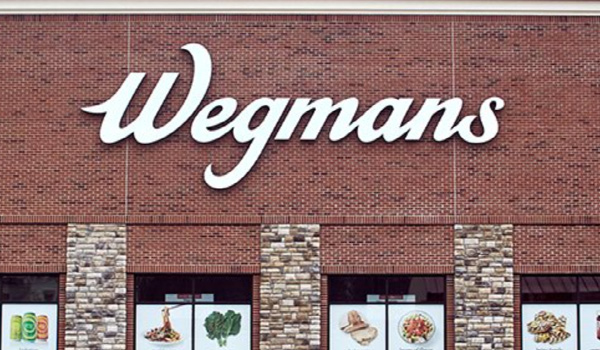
[66,224,127,350]
[260,224,321,350]
[454,224,514,350]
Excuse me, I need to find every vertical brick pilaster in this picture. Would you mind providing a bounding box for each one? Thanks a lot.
[320,276,328,350]
[59,274,66,350]
[65,224,127,350]
[260,224,321,350]
[454,224,514,350]
[126,274,135,350]
[514,276,521,350]
[446,275,455,350]
[253,274,261,350]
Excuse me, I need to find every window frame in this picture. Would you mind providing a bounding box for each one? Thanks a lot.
[327,274,447,350]
[520,274,600,350]
[0,273,60,350]
[134,274,254,350]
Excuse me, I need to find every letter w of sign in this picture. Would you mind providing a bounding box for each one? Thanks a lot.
[82,43,210,144]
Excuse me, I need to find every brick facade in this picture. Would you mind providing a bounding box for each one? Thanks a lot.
[127,224,260,271]
[0,13,598,350]
[321,225,454,273]
[515,225,600,271]
[0,225,66,271]
[0,15,598,220]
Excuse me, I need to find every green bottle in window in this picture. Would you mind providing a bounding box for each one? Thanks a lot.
[22,313,37,342]
[10,315,22,341]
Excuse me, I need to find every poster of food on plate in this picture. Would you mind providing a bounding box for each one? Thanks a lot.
[579,304,600,350]
[329,304,386,350]
[387,304,444,350]
[1,304,58,350]
[136,304,192,350]
[522,304,578,350]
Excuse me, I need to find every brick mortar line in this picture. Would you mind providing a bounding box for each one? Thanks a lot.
[0,264,67,273]
[515,265,600,273]
[0,215,599,225]
[126,264,260,273]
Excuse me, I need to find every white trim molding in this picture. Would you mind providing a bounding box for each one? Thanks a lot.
[2,0,600,16]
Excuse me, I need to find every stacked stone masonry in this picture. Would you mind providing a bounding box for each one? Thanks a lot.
[57,222,522,350]
[260,224,321,350]
[454,224,514,350]
[65,224,127,350]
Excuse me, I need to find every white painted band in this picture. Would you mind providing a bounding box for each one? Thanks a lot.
[1,0,600,16]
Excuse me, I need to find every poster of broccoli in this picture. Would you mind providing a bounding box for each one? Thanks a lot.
[195,305,251,350]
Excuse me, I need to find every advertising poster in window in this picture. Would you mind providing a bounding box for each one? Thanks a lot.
[194,304,251,350]
[135,304,192,350]
[388,304,444,350]
[522,304,578,350]
[329,304,386,350]
[1,304,58,350]
[580,304,600,350]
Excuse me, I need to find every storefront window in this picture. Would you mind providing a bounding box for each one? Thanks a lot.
[135,275,252,350]
[521,275,600,350]
[137,275,194,303]
[579,276,600,303]
[0,275,59,350]
[329,275,446,350]
[329,276,387,304]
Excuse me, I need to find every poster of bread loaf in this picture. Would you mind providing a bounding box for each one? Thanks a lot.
[329,305,386,350]
[522,304,577,350]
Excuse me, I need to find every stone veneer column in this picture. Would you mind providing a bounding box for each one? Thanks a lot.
[66,224,127,350]
[454,224,514,350]
[260,224,321,350]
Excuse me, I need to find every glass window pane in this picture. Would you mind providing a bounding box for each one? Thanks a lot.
[388,276,445,303]
[137,276,193,303]
[328,276,387,303]
[194,275,252,303]
[579,276,600,302]
[2,275,58,302]
[521,276,577,303]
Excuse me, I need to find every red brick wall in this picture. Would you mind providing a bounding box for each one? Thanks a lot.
[0,16,597,221]
[321,225,454,273]
[454,21,600,217]
[0,225,66,270]
[0,19,128,217]
[515,225,600,271]
[127,225,260,271]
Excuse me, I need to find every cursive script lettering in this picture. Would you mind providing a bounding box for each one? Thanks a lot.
[82,43,505,189]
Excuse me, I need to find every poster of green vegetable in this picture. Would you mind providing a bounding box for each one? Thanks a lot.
[195,305,251,350]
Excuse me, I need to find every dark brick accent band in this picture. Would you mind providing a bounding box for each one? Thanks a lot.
[1,215,599,225]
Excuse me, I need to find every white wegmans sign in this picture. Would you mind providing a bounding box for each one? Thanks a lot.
[82,43,505,190]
